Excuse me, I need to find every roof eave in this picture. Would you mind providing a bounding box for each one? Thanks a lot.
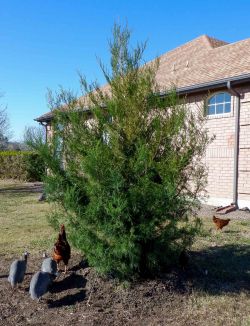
[34,106,94,123]
[35,73,250,123]
[34,117,52,123]
[163,73,250,96]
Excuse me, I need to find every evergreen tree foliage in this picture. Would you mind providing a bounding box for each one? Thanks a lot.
[30,24,212,279]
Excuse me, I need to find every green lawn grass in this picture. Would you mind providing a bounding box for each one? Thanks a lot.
[179,212,250,326]
[0,180,56,256]
[192,214,250,282]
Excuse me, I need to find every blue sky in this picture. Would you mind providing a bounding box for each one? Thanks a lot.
[1,0,250,140]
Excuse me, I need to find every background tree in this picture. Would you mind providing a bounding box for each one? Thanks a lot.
[30,24,212,279]
[0,95,11,150]
[24,125,46,147]
[23,125,46,181]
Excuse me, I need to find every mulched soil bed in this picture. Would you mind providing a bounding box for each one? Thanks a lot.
[1,248,249,326]
[0,253,194,326]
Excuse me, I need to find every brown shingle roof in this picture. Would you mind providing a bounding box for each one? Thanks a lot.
[156,35,250,89]
[35,35,250,122]
[35,111,53,122]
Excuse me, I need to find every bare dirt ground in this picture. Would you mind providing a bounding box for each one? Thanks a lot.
[1,253,190,326]
[1,251,250,326]
[0,181,250,326]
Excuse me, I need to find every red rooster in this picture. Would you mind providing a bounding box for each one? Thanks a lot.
[53,224,71,273]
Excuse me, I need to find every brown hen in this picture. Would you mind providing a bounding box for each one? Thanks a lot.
[53,224,71,273]
[212,216,230,230]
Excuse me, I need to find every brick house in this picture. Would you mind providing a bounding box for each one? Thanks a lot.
[35,35,250,208]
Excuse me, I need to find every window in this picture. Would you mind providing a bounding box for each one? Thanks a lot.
[207,92,231,116]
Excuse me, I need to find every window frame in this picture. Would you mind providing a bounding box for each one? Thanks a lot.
[206,92,232,117]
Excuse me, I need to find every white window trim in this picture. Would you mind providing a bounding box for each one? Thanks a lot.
[206,91,233,119]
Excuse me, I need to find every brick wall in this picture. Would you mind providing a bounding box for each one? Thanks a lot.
[188,87,250,207]
[238,87,250,204]
[44,87,250,208]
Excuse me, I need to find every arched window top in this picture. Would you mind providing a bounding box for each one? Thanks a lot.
[207,92,231,116]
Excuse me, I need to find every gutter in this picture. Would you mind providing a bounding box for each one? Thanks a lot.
[159,73,250,96]
[227,81,241,208]
[35,73,250,124]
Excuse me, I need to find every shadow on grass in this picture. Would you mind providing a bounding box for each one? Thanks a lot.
[187,244,250,294]
[51,273,86,293]
[223,230,241,234]
[0,184,43,194]
[141,244,250,296]
[69,260,89,272]
[47,290,86,308]
[47,273,87,308]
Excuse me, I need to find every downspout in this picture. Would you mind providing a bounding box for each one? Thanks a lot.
[227,81,241,208]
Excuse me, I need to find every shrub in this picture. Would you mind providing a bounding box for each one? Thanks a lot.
[0,151,45,181]
[24,152,45,181]
[29,24,212,279]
